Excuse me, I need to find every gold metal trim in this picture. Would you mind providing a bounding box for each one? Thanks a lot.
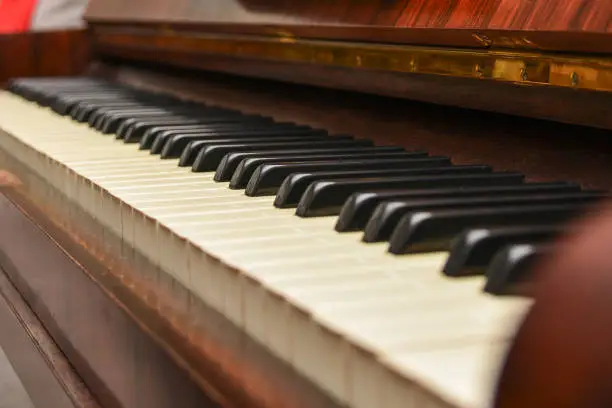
[93,27,612,93]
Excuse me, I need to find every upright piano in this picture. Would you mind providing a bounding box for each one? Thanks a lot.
[2,1,612,408]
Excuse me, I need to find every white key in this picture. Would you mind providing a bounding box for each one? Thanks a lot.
[381,340,512,408]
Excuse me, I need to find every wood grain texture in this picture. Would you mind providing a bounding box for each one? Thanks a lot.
[0,30,90,86]
[84,0,612,54]
[85,0,612,32]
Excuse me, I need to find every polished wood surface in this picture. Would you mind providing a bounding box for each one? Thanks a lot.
[238,0,612,31]
[86,0,612,31]
[85,0,612,52]
[494,202,612,408]
[0,30,90,86]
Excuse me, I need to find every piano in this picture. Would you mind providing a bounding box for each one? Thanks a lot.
[1,1,612,407]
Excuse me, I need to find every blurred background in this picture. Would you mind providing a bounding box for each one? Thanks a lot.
[0,0,88,33]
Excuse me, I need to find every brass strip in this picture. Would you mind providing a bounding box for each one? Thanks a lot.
[92,26,612,93]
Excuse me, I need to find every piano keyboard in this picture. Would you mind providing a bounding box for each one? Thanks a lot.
[0,77,602,408]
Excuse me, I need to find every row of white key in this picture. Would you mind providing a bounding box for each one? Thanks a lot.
[0,91,532,408]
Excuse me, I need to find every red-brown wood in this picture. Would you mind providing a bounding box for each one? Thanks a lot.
[85,0,612,33]
[0,30,90,86]
[84,0,612,54]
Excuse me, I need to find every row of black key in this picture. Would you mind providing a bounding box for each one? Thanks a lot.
[8,77,605,296]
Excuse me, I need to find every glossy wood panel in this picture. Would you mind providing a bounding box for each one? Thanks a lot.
[85,0,612,54]
[0,30,90,86]
[86,0,612,33]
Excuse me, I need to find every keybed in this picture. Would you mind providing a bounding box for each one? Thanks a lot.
[1,77,596,408]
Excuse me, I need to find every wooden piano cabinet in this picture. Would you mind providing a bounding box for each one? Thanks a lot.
[0,30,90,86]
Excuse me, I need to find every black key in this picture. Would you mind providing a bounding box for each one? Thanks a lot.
[225,149,424,185]
[51,89,139,101]
[116,115,226,140]
[72,102,143,121]
[178,135,347,167]
[388,203,592,255]
[7,77,98,92]
[94,110,174,132]
[48,90,124,99]
[243,157,450,195]
[335,182,581,232]
[65,93,142,104]
[94,107,199,131]
[301,161,559,218]
[42,89,122,106]
[54,95,131,114]
[70,95,195,122]
[484,243,553,296]
[298,163,490,217]
[87,106,151,130]
[119,117,208,140]
[143,122,306,150]
[157,126,323,157]
[141,126,210,149]
[51,93,132,114]
[87,106,161,126]
[147,125,255,151]
[272,166,495,206]
[364,191,603,243]
[443,225,567,277]
[277,172,524,209]
[145,126,246,151]
[67,99,139,118]
[85,97,188,117]
[11,81,119,105]
[124,115,276,143]
[216,146,410,182]
[168,134,333,160]
[189,137,367,170]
